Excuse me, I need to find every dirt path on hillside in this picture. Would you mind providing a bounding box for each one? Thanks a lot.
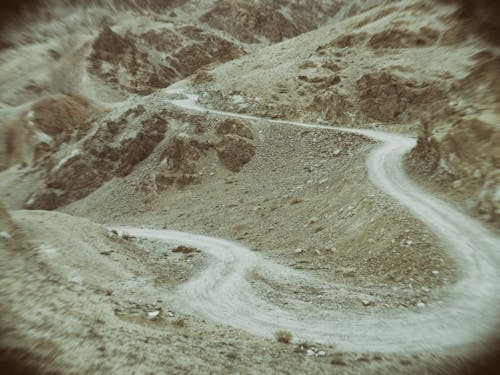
[109,82,500,353]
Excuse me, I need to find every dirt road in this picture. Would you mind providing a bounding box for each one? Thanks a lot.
[111,83,500,353]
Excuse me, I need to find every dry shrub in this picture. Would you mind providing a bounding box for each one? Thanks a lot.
[172,318,186,328]
[275,330,292,344]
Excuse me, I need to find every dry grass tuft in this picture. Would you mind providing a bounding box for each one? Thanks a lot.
[275,330,292,344]
[172,318,186,328]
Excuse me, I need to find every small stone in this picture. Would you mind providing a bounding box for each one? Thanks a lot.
[172,246,199,254]
[362,300,371,307]
[452,179,462,189]
[295,248,305,254]
[290,197,303,204]
[416,302,426,308]
[317,351,326,356]
[147,310,161,319]
[333,149,341,156]
[306,349,315,356]
[0,231,12,240]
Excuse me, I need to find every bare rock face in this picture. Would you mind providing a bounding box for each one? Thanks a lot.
[216,134,256,172]
[1,95,94,167]
[307,90,353,121]
[455,55,500,113]
[152,134,210,190]
[88,25,244,96]
[20,105,255,210]
[25,107,168,210]
[163,135,211,174]
[367,27,439,49]
[440,0,500,45]
[152,117,256,191]
[318,32,368,50]
[200,0,345,44]
[140,29,182,52]
[201,1,300,43]
[89,27,176,95]
[215,118,254,140]
[411,118,500,226]
[356,71,446,123]
[31,95,92,138]
[90,26,133,65]
[169,26,245,77]
[477,171,500,223]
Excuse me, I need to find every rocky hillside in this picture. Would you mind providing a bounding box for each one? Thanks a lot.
[0,0,497,227]
[1,2,499,374]
[194,0,500,227]
[0,0,373,168]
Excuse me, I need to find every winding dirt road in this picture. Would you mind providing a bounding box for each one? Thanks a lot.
[115,83,500,353]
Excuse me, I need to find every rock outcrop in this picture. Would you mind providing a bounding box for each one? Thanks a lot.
[25,107,168,210]
[356,71,447,123]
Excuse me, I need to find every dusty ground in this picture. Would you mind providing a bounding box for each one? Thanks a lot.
[0,0,499,374]
[0,209,475,374]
